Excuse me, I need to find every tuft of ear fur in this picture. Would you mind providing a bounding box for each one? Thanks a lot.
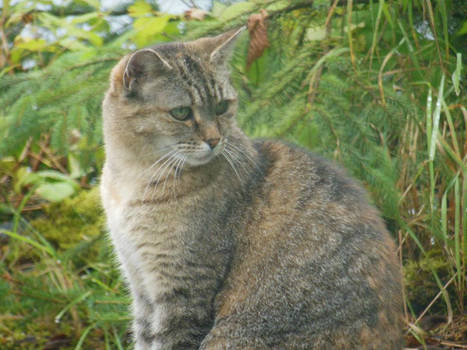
[188,27,245,68]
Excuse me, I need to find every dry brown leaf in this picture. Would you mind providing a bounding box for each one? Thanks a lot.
[184,8,208,21]
[246,9,269,69]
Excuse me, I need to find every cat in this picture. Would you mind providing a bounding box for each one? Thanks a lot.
[100,27,403,349]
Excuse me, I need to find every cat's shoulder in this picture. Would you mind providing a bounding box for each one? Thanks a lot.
[253,139,372,206]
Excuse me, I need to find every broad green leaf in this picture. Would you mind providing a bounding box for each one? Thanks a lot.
[306,27,326,41]
[15,38,49,51]
[218,2,256,22]
[265,0,289,11]
[128,1,153,17]
[211,2,227,17]
[36,169,76,183]
[0,156,16,174]
[9,47,24,64]
[36,182,76,202]
[79,0,100,9]
[133,16,171,47]
[71,12,99,24]
[68,154,83,179]
[59,38,88,51]
[38,12,64,28]
[14,167,40,193]
[456,21,467,35]
[66,26,103,46]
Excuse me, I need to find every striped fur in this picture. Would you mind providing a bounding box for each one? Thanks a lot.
[101,29,403,349]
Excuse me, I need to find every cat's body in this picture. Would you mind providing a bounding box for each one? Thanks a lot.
[101,29,403,349]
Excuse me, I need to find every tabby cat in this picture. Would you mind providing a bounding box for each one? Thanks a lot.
[100,28,403,349]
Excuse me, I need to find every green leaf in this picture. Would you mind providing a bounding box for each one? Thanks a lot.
[14,167,40,193]
[456,21,467,35]
[79,0,100,9]
[133,15,171,47]
[36,182,76,202]
[128,1,153,18]
[66,26,103,47]
[15,39,49,52]
[68,154,83,179]
[265,0,289,11]
[59,38,88,51]
[71,12,99,24]
[218,1,256,22]
[211,2,227,17]
[36,170,74,182]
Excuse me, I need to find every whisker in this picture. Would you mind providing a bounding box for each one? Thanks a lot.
[161,156,180,198]
[171,157,184,199]
[222,150,243,184]
[145,149,178,173]
[142,149,178,199]
[226,141,260,171]
[223,146,251,177]
[149,153,180,200]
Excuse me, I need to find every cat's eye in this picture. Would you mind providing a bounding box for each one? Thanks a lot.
[215,100,229,116]
[169,106,192,121]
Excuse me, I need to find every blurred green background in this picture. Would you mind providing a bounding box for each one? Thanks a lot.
[0,0,466,348]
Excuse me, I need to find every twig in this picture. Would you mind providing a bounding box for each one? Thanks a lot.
[38,140,68,174]
[69,57,119,71]
[414,274,456,326]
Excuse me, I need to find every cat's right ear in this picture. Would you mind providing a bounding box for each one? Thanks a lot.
[110,49,173,97]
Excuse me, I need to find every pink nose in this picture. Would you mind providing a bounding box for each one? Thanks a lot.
[206,137,220,149]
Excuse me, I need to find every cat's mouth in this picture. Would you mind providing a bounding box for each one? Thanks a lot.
[184,142,224,167]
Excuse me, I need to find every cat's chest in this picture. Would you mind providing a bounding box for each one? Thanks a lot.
[101,175,187,239]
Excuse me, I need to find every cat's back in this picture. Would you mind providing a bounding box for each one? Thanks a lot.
[208,140,404,349]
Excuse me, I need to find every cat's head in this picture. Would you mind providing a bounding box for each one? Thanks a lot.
[103,28,245,167]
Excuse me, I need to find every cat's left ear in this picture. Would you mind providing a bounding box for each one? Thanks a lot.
[209,26,245,66]
[190,27,245,67]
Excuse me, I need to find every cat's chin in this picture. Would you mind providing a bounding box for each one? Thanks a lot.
[185,154,216,167]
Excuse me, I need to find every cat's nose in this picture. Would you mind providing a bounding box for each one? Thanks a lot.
[206,137,220,149]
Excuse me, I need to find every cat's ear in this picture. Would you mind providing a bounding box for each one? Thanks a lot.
[189,27,245,67]
[209,26,245,66]
[123,48,173,93]
[110,48,173,96]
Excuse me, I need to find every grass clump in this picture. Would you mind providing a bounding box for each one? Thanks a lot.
[31,187,104,251]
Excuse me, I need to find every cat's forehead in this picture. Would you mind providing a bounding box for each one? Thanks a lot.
[142,43,235,107]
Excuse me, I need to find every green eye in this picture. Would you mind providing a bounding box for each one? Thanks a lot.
[169,106,192,121]
[215,100,229,116]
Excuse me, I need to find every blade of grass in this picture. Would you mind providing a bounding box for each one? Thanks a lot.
[454,177,461,291]
[397,19,423,80]
[55,290,92,324]
[0,229,55,256]
[74,322,96,350]
[428,75,444,221]
[435,0,449,58]
[442,100,460,157]
[369,0,384,69]
[112,326,125,350]
[401,220,453,324]
[451,53,462,96]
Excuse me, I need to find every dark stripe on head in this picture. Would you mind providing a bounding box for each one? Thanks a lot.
[174,62,198,104]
